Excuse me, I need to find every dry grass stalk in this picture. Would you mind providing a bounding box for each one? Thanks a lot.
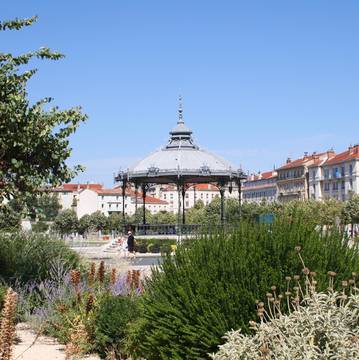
[88,262,96,286]
[97,261,105,283]
[85,294,95,315]
[65,319,89,360]
[70,269,82,303]
[111,268,117,285]
[0,288,18,360]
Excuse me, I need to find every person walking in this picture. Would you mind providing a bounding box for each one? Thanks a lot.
[127,230,135,256]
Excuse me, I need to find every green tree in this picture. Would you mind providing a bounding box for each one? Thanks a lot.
[90,211,109,232]
[0,199,23,231]
[342,195,359,237]
[107,212,124,232]
[26,193,62,221]
[52,209,78,236]
[152,211,177,224]
[129,207,153,224]
[77,214,93,236]
[0,17,86,203]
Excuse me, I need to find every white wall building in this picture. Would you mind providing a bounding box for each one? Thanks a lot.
[52,183,168,218]
[309,145,359,201]
[242,171,278,204]
[148,183,239,213]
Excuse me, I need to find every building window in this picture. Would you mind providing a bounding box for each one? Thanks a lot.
[350,179,353,189]
[324,169,329,179]
[349,164,353,176]
[324,183,330,192]
[341,166,345,177]
[333,182,339,191]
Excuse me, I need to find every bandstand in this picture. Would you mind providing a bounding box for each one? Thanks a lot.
[115,98,247,232]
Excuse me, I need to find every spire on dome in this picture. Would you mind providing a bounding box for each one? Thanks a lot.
[178,95,184,124]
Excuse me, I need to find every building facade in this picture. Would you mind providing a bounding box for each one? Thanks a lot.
[276,152,332,202]
[52,183,168,218]
[242,171,278,203]
[308,145,359,201]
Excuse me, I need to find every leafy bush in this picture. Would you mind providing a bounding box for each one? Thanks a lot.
[0,232,79,284]
[134,238,176,254]
[134,216,359,359]
[212,289,359,359]
[31,221,49,233]
[94,295,141,358]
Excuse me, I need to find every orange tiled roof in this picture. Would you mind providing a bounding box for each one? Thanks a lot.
[323,145,359,166]
[246,171,277,182]
[277,152,329,170]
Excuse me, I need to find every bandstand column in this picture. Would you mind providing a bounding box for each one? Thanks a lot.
[182,185,187,225]
[177,183,182,227]
[219,184,226,225]
[134,183,138,222]
[121,178,127,224]
[141,184,147,225]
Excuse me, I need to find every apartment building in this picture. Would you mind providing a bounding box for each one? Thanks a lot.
[52,183,168,218]
[308,145,359,201]
[276,151,332,202]
[242,171,278,204]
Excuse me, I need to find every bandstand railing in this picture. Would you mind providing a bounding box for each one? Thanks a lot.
[125,223,238,236]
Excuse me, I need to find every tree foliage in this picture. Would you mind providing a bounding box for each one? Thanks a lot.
[52,209,78,236]
[27,193,62,220]
[0,16,86,203]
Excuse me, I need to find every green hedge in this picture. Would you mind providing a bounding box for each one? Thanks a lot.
[134,238,176,254]
[133,216,359,359]
[0,232,80,284]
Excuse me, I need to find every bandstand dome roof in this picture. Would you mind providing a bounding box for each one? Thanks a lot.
[120,98,246,184]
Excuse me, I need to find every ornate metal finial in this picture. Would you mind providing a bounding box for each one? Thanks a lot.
[178,95,184,124]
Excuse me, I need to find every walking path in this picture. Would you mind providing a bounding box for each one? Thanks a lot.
[14,323,99,360]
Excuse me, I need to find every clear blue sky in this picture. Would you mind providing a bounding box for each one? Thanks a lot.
[1,1,359,186]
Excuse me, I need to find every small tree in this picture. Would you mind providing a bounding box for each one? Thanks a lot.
[0,199,23,231]
[52,209,78,236]
[342,195,359,237]
[77,214,93,236]
[107,212,124,232]
[90,211,109,233]
[27,193,62,221]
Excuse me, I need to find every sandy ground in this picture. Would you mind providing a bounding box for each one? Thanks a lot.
[14,323,99,360]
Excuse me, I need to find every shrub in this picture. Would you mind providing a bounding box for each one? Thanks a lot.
[134,216,359,359]
[0,232,79,284]
[134,238,176,254]
[31,221,49,233]
[94,295,141,359]
[212,289,359,359]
